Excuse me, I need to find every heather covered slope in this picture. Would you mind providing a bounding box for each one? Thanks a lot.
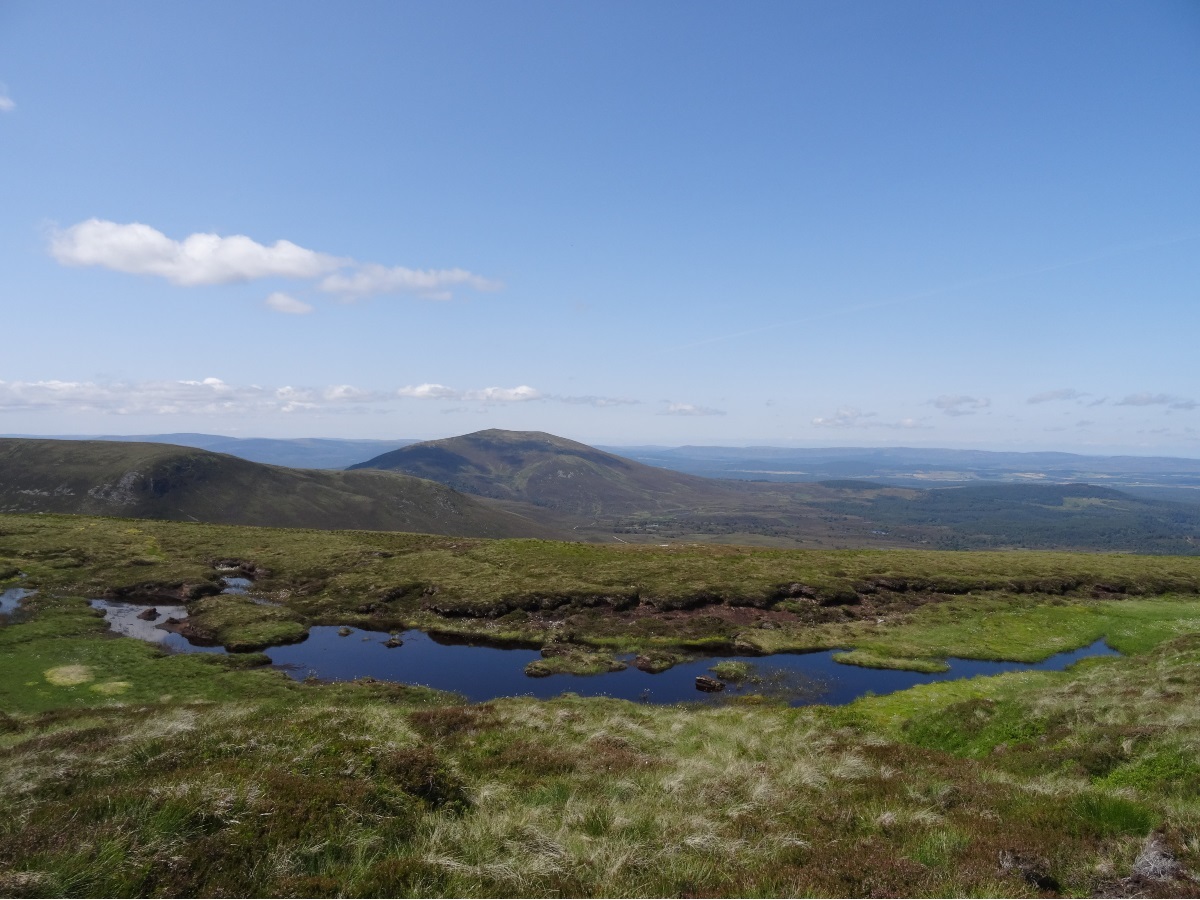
[4,514,1200,896]
[349,428,737,516]
[0,438,551,538]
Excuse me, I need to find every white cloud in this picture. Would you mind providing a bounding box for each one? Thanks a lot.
[812,407,927,429]
[264,292,314,315]
[319,264,501,300]
[396,383,542,403]
[465,385,541,403]
[0,86,14,113]
[1116,392,1196,410]
[48,218,499,303]
[661,401,725,416]
[0,377,652,419]
[0,377,274,416]
[1028,388,1085,404]
[557,395,639,407]
[50,219,345,286]
[932,395,991,416]
[397,383,461,400]
[812,407,875,428]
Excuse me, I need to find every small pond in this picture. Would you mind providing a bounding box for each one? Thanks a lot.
[263,627,1119,705]
[0,587,34,617]
[90,600,226,654]
[89,588,1120,705]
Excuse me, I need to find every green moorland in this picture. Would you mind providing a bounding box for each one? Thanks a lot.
[3,512,1200,895]
[0,438,549,539]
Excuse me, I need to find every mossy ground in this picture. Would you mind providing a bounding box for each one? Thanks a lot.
[6,512,1200,665]
[2,513,1200,896]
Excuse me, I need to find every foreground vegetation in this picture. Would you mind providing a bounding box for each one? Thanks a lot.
[2,513,1200,896]
[4,512,1200,662]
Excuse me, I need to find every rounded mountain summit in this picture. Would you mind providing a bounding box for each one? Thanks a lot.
[348,429,729,517]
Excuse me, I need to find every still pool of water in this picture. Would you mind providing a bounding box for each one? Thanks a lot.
[0,587,34,616]
[262,627,1120,705]
[87,596,1122,705]
[90,600,226,654]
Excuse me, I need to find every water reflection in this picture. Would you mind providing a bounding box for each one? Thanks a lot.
[0,587,33,617]
[87,598,1122,706]
[261,626,1119,706]
[89,600,226,654]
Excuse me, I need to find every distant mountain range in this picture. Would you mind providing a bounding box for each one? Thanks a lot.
[3,431,1199,553]
[605,445,1200,505]
[10,432,1199,503]
[2,433,415,470]
[0,439,547,538]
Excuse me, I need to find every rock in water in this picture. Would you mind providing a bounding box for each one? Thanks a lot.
[136,607,158,621]
[695,675,725,693]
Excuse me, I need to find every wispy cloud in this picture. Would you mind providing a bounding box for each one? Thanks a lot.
[812,407,926,429]
[395,383,461,400]
[932,395,991,417]
[812,407,875,428]
[0,85,14,113]
[467,385,542,403]
[557,395,639,408]
[1028,388,1086,404]
[319,264,500,301]
[264,292,313,315]
[396,384,542,403]
[0,377,387,416]
[48,219,499,303]
[1116,392,1196,410]
[2,367,631,417]
[661,401,725,417]
[0,378,552,416]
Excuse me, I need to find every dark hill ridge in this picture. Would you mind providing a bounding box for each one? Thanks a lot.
[0,438,550,538]
[814,480,1200,554]
[349,429,735,516]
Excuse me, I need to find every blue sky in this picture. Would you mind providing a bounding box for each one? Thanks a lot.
[2,0,1199,453]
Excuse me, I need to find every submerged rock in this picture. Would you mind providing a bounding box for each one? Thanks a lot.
[384,636,404,648]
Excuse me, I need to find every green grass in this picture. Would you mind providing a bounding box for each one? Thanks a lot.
[3,633,1200,896]
[523,645,627,677]
[6,512,1200,659]
[832,649,951,673]
[3,512,1200,895]
[837,593,1200,665]
[709,660,755,681]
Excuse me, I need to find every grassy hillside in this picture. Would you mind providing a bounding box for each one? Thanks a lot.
[0,439,550,539]
[3,514,1200,896]
[349,429,736,516]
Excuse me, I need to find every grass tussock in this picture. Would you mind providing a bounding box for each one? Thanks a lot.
[4,633,1200,896]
